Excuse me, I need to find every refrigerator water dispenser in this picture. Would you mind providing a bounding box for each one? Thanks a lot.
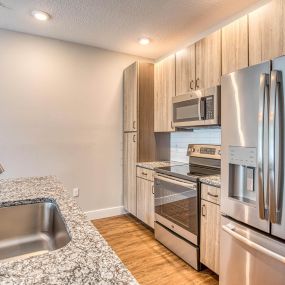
[228,146,257,204]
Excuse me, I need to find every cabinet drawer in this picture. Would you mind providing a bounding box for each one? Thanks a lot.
[136,167,154,181]
[201,184,220,205]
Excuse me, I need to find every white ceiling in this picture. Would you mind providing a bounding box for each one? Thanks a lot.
[0,0,265,59]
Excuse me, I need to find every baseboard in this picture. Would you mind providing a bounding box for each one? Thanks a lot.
[85,206,127,220]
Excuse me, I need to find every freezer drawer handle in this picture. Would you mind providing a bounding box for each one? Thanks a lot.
[222,224,285,264]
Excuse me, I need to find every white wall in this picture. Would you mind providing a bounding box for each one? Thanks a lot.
[0,29,148,214]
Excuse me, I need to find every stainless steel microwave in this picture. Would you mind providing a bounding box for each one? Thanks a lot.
[172,86,221,128]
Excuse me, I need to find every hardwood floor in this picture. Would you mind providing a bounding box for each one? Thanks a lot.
[92,214,219,285]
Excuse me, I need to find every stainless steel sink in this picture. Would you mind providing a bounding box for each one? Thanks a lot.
[0,201,71,261]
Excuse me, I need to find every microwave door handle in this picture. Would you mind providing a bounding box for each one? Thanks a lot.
[200,97,205,120]
[269,70,282,224]
[258,73,269,220]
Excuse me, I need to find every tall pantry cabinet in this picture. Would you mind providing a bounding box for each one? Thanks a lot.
[123,62,156,216]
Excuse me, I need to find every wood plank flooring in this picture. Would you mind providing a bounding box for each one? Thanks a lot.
[92,214,219,285]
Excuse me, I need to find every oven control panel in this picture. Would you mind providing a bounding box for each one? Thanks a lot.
[187,144,221,159]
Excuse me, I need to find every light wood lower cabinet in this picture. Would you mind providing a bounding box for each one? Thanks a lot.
[123,133,137,216]
[136,168,154,229]
[200,184,220,275]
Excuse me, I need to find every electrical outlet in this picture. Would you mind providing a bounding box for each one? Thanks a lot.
[73,187,79,197]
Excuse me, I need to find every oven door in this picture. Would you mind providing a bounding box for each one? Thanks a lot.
[154,174,198,245]
[172,91,205,128]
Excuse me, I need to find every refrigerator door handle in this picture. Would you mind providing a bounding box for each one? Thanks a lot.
[258,73,269,220]
[222,224,285,264]
[269,70,282,224]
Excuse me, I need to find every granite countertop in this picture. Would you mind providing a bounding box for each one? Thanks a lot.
[0,176,138,285]
[136,161,185,170]
[200,174,221,188]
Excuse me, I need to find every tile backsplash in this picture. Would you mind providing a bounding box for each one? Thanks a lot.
[170,128,221,163]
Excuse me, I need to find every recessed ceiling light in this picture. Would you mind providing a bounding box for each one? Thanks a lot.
[139,37,150,46]
[31,10,51,21]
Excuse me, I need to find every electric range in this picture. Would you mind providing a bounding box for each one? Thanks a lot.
[153,144,221,270]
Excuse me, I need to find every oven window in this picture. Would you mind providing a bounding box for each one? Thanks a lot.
[154,178,197,235]
[173,99,199,123]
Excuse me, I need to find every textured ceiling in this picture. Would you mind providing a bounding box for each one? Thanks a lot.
[0,0,265,59]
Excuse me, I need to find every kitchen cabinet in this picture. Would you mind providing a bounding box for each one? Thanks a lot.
[222,15,248,75]
[123,133,137,216]
[200,184,220,274]
[136,168,154,228]
[175,44,196,95]
[123,62,156,216]
[154,54,175,132]
[249,0,285,66]
[195,30,221,89]
[123,62,138,132]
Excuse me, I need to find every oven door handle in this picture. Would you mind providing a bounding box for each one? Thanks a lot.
[155,174,196,189]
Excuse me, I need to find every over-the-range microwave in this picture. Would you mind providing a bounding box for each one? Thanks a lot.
[172,86,221,128]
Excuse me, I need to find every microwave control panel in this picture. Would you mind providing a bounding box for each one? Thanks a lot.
[205,95,214,120]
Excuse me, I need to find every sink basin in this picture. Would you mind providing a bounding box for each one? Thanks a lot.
[0,201,71,261]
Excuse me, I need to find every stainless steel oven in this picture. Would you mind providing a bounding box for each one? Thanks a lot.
[154,174,198,245]
[172,86,220,128]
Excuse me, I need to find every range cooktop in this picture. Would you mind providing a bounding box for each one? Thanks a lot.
[155,163,220,182]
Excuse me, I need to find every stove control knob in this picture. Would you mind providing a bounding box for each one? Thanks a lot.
[191,148,195,152]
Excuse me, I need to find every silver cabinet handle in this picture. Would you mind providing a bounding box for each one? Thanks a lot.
[207,192,218,198]
[171,121,174,129]
[133,134,136,143]
[202,204,206,217]
[141,172,147,176]
[222,224,285,264]
[152,184,154,195]
[190,80,194,90]
[133,120,136,130]
[258,73,269,220]
[196,78,200,89]
[269,70,282,224]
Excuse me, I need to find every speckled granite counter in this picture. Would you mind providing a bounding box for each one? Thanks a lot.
[0,176,138,285]
[200,174,221,187]
[136,161,184,170]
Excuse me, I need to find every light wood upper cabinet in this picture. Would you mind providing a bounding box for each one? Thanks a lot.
[195,30,222,89]
[154,54,175,132]
[200,199,220,274]
[136,175,154,229]
[176,45,196,95]
[123,62,138,132]
[123,132,137,216]
[249,0,285,66]
[222,15,248,75]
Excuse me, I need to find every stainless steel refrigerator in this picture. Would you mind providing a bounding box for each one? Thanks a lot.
[220,56,285,285]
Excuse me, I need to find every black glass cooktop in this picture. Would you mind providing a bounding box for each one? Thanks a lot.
[155,163,220,182]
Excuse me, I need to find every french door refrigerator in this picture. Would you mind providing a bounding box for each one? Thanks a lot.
[221,56,285,285]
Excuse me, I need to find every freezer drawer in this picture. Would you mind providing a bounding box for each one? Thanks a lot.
[220,216,285,285]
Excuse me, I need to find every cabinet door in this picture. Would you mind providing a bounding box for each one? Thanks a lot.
[176,45,196,95]
[222,15,248,75]
[200,200,220,274]
[123,132,137,216]
[196,30,221,89]
[123,62,138,132]
[249,0,285,66]
[136,177,154,228]
[154,55,175,132]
